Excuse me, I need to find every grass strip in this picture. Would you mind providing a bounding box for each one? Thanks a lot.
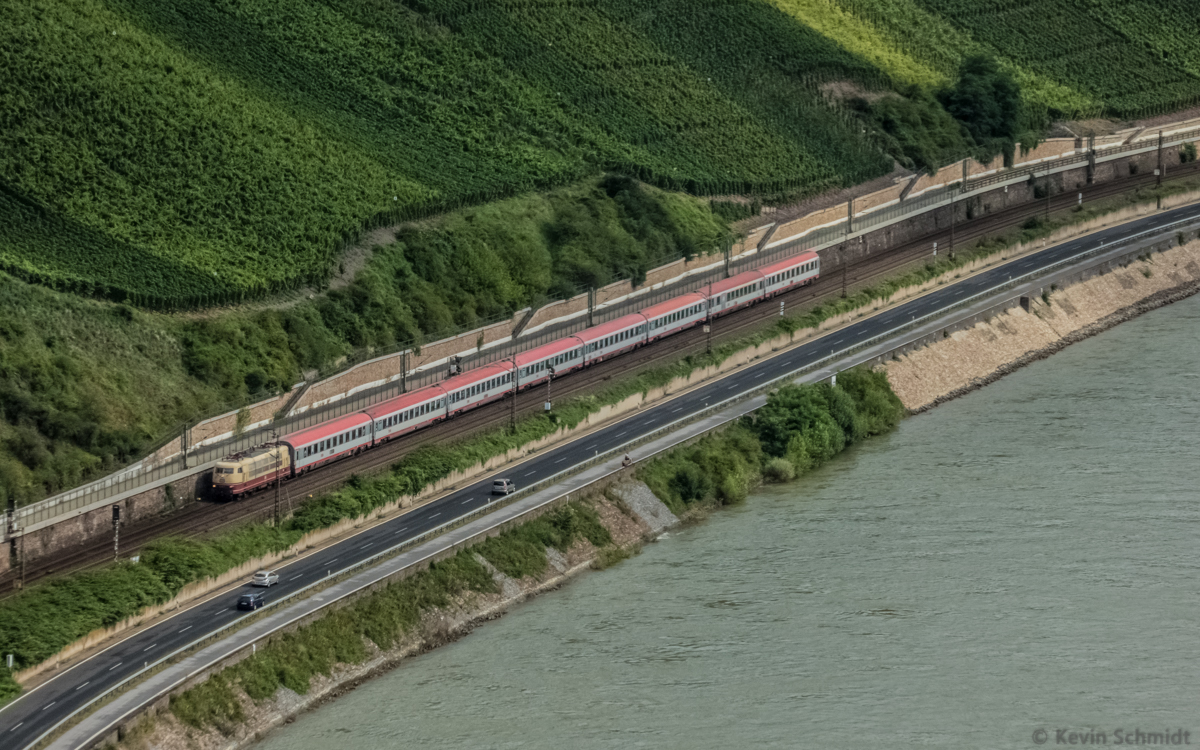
[639,370,905,514]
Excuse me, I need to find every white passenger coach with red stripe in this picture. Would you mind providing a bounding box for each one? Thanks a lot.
[443,362,513,417]
[282,413,373,475]
[215,248,820,497]
[643,292,708,341]
[705,269,766,317]
[759,251,820,296]
[575,313,647,364]
[365,385,447,443]
[515,336,586,387]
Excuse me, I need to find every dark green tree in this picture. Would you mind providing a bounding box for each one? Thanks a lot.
[939,56,1023,155]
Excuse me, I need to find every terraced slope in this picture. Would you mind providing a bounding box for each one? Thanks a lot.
[0,0,891,309]
[828,0,1200,118]
[6,0,1200,310]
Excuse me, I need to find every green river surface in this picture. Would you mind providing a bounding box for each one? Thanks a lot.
[255,294,1200,749]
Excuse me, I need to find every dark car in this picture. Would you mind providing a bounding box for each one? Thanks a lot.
[237,592,266,611]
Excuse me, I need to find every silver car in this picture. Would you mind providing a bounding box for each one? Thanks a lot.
[492,479,516,495]
[251,570,279,587]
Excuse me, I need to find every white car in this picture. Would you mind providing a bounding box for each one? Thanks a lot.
[251,570,279,587]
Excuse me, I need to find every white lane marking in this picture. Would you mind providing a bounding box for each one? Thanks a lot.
[143,644,156,652]
[108,662,123,671]
[289,574,303,581]
[74,681,90,691]
[670,407,683,413]
[754,371,766,378]
[179,626,192,633]
[360,543,373,550]
[42,702,56,711]
[555,456,567,463]
[524,470,537,477]
[616,431,627,437]
[462,498,473,504]
[585,444,598,451]
[727,383,739,390]
[327,558,338,564]
[395,529,407,534]
[430,512,441,519]
[10,722,23,731]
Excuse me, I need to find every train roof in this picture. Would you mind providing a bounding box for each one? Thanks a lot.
[640,292,707,320]
[758,250,820,276]
[704,269,764,296]
[514,335,585,367]
[575,313,648,342]
[216,443,283,466]
[280,412,372,447]
[440,361,514,393]
[363,384,447,419]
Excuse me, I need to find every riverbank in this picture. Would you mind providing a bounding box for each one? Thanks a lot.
[883,240,1200,411]
[104,487,678,750]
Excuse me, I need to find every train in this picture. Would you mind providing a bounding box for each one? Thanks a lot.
[211,250,820,497]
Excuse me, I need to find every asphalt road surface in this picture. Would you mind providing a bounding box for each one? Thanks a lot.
[6,200,1200,749]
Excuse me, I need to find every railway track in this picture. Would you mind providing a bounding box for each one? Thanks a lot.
[5,164,1195,595]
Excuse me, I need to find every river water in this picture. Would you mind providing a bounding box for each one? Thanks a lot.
[256,295,1200,750]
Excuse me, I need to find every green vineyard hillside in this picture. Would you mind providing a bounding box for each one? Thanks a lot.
[5,0,1200,309]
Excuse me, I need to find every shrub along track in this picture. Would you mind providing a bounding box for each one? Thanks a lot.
[4,162,1197,595]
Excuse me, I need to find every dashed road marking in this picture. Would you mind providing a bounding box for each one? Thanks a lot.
[670,407,683,413]
[42,702,56,711]
[143,644,156,652]
[430,512,441,519]
[9,722,23,731]
[360,543,373,550]
[290,574,303,581]
[524,470,537,477]
[179,626,192,633]
[75,681,90,691]
[108,662,123,671]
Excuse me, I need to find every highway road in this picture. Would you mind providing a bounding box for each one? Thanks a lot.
[5,199,1200,749]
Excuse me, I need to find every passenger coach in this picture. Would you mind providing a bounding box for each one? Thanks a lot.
[442,362,514,417]
[704,269,765,318]
[759,251,820,296]
[576,313,648,365]
[514,336,586,387]
[365,385,447,444]
[643,293,708,342]
[281,413,372,476]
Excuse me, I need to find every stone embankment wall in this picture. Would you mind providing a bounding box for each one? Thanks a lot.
[104,484,678,750]
[884,241,1200,412]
